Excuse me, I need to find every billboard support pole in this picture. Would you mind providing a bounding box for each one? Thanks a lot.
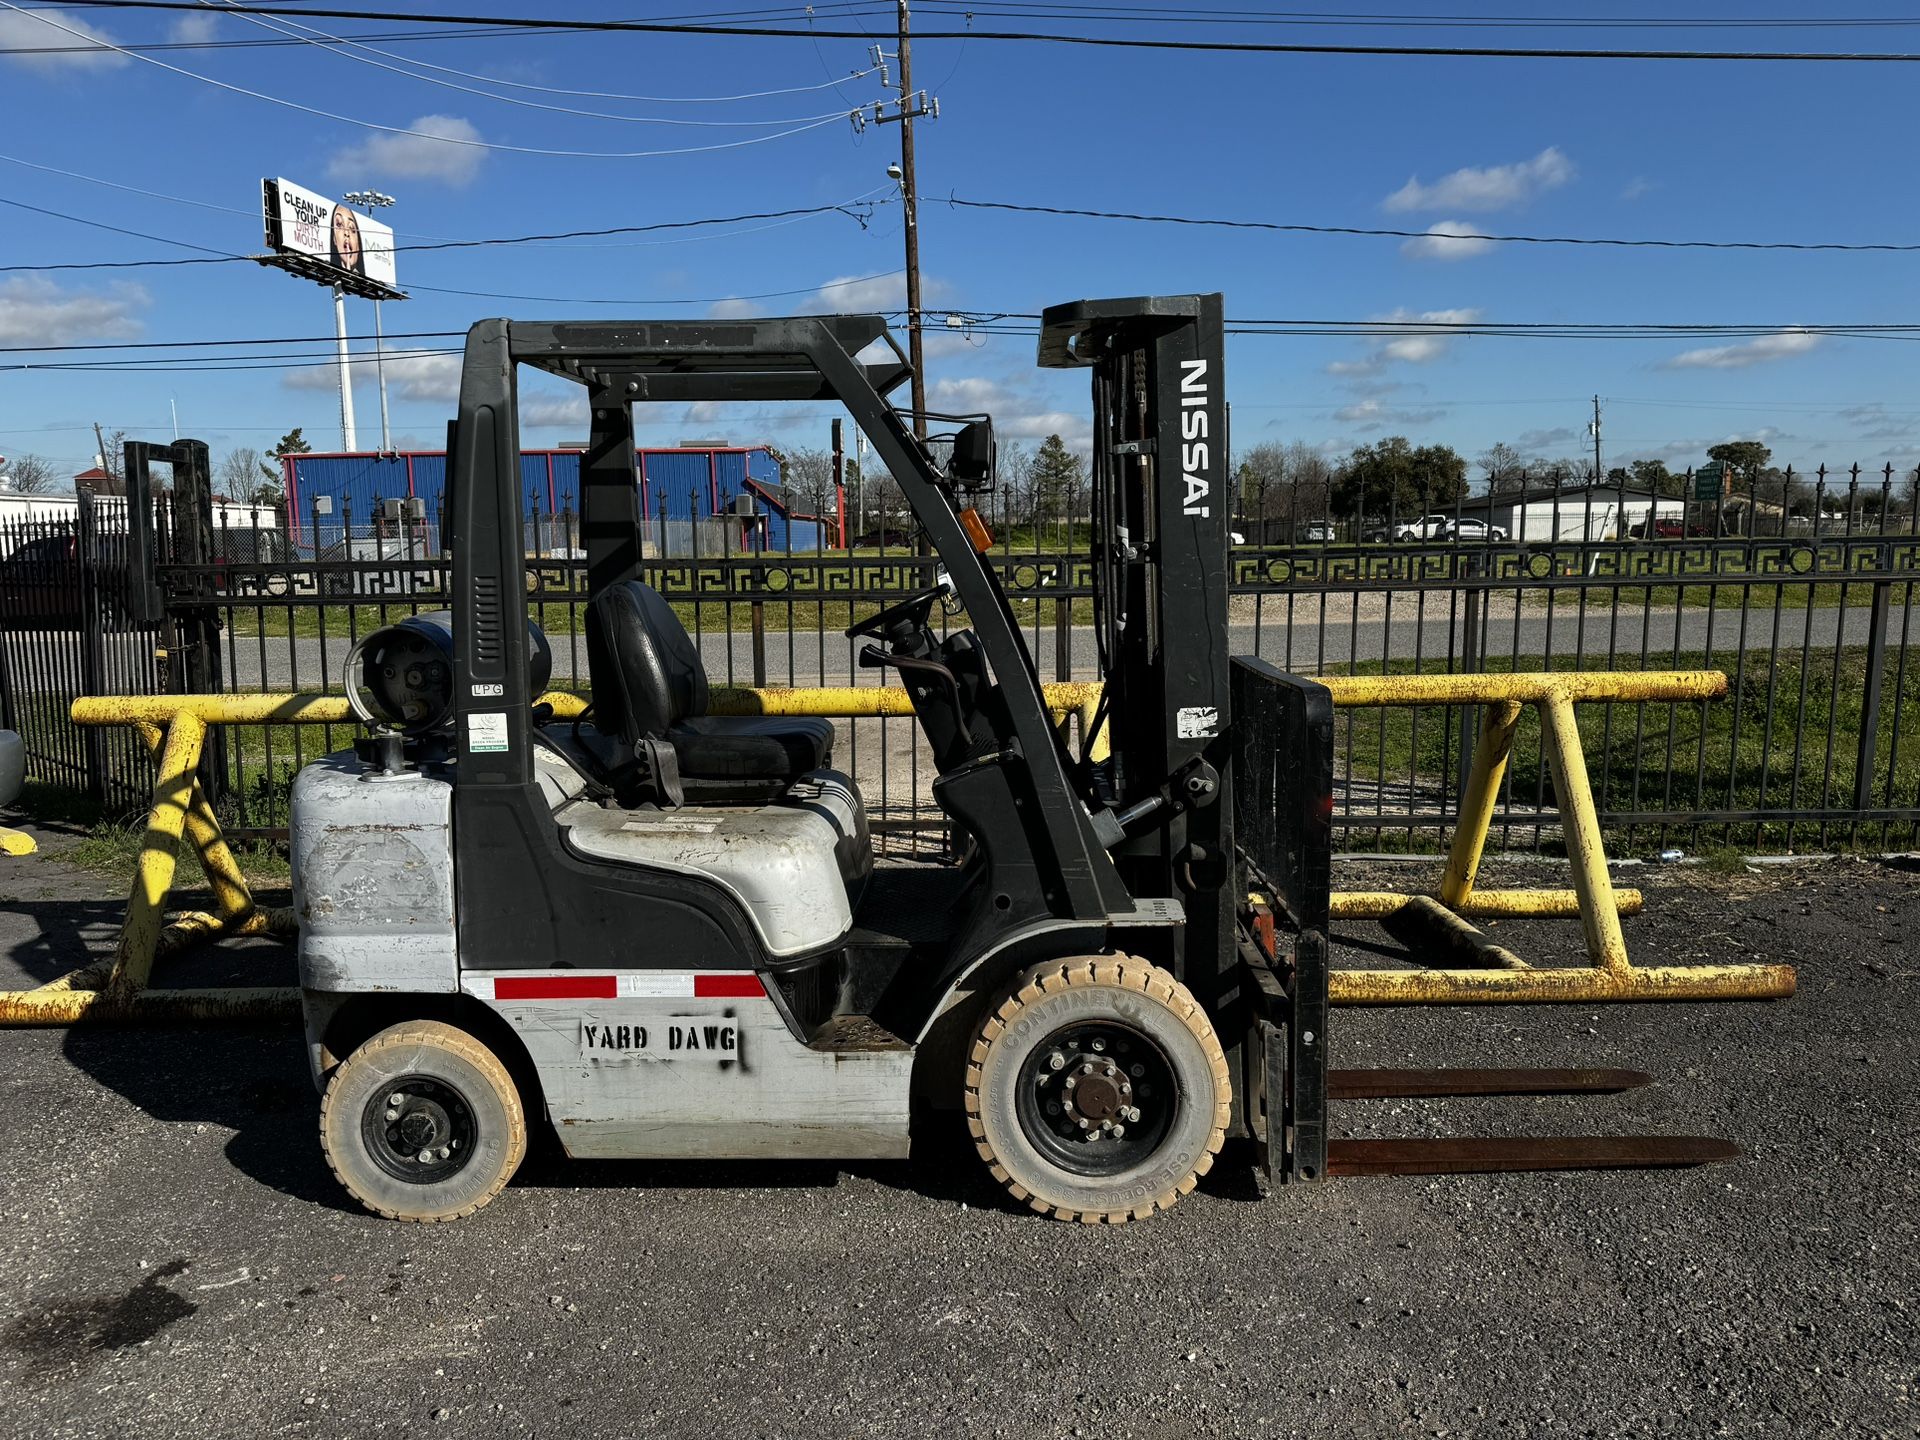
[332,285,358,453]
[374,299,391,453]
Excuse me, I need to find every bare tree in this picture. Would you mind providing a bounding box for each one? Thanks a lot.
[1480,442,1526,494]
[777,445,836,519]
[3,453,58,493]
[218,447,263,501]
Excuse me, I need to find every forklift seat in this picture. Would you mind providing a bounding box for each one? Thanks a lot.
[585,580,834,790]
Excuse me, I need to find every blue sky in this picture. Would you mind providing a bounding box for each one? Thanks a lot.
[2,1,1917,485]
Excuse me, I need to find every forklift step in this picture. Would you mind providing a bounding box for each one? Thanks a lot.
[1328,1067,1654,1100]
[1324,1134,1741,1177]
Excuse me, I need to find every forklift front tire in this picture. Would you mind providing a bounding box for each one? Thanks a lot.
[965,955,1230,1224]
[319,1019,528,1224]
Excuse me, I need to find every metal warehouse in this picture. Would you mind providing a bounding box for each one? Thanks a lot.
[283,445,837,553]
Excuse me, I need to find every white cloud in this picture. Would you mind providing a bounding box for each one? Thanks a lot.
[0,277,146,343]
[927,375,1089,446]
[1841,405,1915,441]
[326,114,486,188]
[1517,426,1582,449]
[1661,331,1821,370]
[283,349,461,401]
[0,8,127,69]
[521,392,587,429]
[1400,220,1497,262]
[706,298,763,320]
[169,12,217,43]
[1327,307,1478,379]
[1384,147,1573,213]
[1621,176,1654,201]
[1332,398,1444,427]
[797,272,949,316]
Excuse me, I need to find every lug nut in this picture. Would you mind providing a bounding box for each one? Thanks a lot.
[1065,1076,1077,1089]
[1131,1064,1145,1077]
[1077,1117,1091,1129]
[1047,1052,1067,1072]
[1090,1039,1106,1053]
[1104,1065,1117,1078]
[1111,1124,1126,1139]
[389,1094,406,1107]
[385,1109,400,1123]
[1081,1063,1094,1075]
[1126,1106,1142,1123]
[1120,1082,1132,1096]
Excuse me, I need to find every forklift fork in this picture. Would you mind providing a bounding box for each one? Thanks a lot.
[1233,660,1742,1190]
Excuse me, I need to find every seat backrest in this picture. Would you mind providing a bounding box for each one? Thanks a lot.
[584,580,710,744]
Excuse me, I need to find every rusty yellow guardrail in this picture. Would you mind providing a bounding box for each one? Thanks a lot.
[7,669,1792,1025]
[2,684,1104,1026]
[1310,670,1795,1005]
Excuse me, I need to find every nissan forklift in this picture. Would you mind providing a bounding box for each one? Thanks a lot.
[292,295,1729,1224]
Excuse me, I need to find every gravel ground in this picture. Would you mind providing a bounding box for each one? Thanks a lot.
[0,829,1914,1439]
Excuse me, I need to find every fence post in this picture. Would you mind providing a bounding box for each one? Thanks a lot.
[750,561,768,687]
[1453,555,1482,814]
[1053,558,1071,681]
[76,491,108,801]
[1854,580,1891,813]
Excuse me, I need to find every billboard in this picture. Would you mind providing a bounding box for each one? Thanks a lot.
[261,178,399,296]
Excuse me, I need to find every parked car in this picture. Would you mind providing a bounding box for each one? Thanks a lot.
[1628,518,1711,540]
[1365,515,1506,543]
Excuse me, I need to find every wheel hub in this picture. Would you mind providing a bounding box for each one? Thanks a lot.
[1015,1023,1172,1177]
[360,1077,478,1185]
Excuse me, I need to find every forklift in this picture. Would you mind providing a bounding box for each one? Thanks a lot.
[292,295,1730,1223]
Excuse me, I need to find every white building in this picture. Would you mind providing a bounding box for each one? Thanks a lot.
[1461,485,1686,542]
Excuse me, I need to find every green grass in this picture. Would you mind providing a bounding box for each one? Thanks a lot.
[1334,646,1920,851]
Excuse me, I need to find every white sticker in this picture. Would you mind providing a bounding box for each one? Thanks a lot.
[466,711,509,753]
[1177,705,1220,739]
[471,682,504,698]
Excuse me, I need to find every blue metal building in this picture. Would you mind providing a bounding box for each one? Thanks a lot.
[284,446,832,551]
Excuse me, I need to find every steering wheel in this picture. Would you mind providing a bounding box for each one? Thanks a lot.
[845,582,950,639]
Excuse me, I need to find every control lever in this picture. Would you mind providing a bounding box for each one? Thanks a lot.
[859,643,967,717]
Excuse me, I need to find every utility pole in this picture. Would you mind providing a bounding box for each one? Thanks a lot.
[868,2,938,442]
[1589,395,1603,486]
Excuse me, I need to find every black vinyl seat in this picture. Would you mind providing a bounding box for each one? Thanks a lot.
[585,580,833,796]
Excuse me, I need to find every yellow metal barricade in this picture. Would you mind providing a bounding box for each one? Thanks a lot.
[6,669,1793,1026]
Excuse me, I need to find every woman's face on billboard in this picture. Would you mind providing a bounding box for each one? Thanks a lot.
[331,206,363,274]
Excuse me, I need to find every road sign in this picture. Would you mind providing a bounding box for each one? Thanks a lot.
[1693,462,1725,502]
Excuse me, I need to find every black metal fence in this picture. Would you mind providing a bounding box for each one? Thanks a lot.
[5,457,1919,859]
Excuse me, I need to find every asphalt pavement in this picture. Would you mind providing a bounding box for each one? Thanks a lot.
[20,598,1910,695]
[0,828,1914,1438]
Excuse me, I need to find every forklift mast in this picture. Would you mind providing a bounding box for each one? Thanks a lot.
[1038,295,1236,1019]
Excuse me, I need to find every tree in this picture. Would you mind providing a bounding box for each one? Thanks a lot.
[218,447,262,501]
[1628,458,1680,497]
[3,453,58,494]
[1030,433,1085,535]
[995,440,1034,528]
[1479,442,1527,494]
[262,428,311,489]
[1332,436,1468,518]
[1707,439,1771,484]
[776,445,836,521]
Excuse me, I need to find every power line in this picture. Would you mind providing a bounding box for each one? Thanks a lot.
[210,4,879,126]
[0,152,894,250]
[54,0,1920,61]
[943,196,1920,254]
[5,3,878,159]
[0,193,891,281]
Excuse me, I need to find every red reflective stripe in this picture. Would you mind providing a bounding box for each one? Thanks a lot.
[694,973,765,999]
[493,975,617,1001]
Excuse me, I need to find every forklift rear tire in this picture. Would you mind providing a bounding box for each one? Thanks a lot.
[965,955,1231,1224]
[319,1020,528,1223]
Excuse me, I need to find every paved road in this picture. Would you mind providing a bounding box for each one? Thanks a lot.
[0,838,1913,1438]
[18,600,1913,694]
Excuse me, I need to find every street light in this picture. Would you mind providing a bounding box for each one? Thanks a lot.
[342,190,397,453]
